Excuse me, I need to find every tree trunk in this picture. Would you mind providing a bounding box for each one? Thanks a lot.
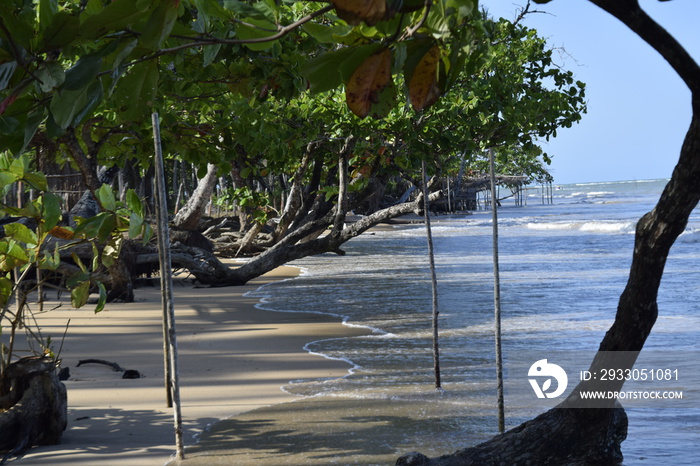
[397,405,627,466]
[172,163,218,231]
[235,221,264,257]
[273,146,313,241]
[0,357,67,461]
[396,2,700,464]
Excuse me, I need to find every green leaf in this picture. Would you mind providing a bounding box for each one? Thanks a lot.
[116,60,158,121]
[63,55,102,91]
[9,156,25,178]
[45,111,65,139]
[80,0,152,40]
[74,213,116,242]
[0,171,17,189]
[38,0,59,29]
[70,280,90,308]
[3,223,38,246]
[301,22,353,44]
[0,8,34,51]
[36,62,65,92]
[128,212,144,238]
[0,240,29,270]
[0,116,19,135]
[23,171,49,192]
[301,47,356,94]
[223,1,269,20]
[91,242,100,270]
[50,80,103,129]
[23,109,46,154]
[446,0,476,18]
[97,214,117,242]
[125,189,144,216]
[70,253,88,274]
[0,276,13,308]
[236,17,278,51]
[40,243,61,271]
[0,62,17,91]
[140,0,180,51]
[40,11,80,51]
[94,281,107,313]
[40,192,63,230]
[95,183,117,211]
[202,43,222,67]
[141,223,153,244]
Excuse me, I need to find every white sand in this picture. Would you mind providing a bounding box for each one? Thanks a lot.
[11,266,367,465]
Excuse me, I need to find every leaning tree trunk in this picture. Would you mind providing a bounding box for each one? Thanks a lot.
[0,357,67,462]
[397,2,700,464]
[173,163,218,231]
[273,145,313,241]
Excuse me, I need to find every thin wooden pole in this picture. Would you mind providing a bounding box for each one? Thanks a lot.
[152,113,185,460]
[422,161,442,391]
[489,148,505,433]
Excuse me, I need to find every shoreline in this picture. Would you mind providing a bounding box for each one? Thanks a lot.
[13,264,370,465]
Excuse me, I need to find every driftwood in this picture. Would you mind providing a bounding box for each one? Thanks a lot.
[76,359,140,379]
[0,357,67,463]
[77,358,124,372]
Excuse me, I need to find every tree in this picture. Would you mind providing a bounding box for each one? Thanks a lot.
[0,2,585,294]
[397,0,700,463]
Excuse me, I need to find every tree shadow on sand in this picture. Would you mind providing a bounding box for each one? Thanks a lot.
[177,397,502,465]
[12,407,208,464]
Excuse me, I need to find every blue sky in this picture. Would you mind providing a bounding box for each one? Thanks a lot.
[482,1,699,184]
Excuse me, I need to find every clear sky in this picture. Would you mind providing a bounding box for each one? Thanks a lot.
[481,0,699,184]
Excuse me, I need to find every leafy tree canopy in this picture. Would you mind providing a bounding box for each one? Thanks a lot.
[0,1,585,198]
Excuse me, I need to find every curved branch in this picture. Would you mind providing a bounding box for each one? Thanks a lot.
[115,5,335,72]
[588,0,700,98]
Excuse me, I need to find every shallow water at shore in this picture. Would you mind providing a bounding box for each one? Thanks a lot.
[191,179,699,464]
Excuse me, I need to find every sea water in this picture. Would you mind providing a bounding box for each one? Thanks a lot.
[248,179,700,464]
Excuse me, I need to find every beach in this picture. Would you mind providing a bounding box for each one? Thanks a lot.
[10,180,700,465]
[11,264,369,465]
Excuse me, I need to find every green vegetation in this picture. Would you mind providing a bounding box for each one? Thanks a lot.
[0,0,587,295]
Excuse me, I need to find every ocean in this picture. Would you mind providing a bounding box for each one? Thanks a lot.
[247,179,700,464]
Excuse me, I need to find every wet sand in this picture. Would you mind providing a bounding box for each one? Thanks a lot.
[172,395,499,465]
[11,264,370,465]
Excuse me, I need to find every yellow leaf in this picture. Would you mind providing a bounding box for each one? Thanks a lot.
[346,47,392,119]
[409,44,442,112]
[331,0,387,26]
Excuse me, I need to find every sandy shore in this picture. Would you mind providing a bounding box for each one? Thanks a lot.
[11,265,369,465]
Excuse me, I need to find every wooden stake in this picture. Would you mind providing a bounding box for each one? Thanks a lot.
[422,161,442,391]
[152,113,185,459]
[489,148,505,433]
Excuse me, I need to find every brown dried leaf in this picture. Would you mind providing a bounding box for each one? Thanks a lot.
[346,47,392,119]
[330,0,387,26]
[408,44,441,112]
